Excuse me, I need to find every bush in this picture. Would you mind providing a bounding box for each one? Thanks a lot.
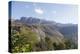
[11,26,39,52]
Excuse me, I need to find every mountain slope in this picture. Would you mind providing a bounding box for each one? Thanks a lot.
[13,17,78,44]
[10,17,78,52]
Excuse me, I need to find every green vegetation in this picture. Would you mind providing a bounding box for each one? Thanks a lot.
[10,24,77,52]
[45,36,53,50]
[11,26,39,52]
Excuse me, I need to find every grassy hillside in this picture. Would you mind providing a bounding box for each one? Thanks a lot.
[9,18,78,53]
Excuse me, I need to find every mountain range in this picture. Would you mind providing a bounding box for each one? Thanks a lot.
[11,17,78,51]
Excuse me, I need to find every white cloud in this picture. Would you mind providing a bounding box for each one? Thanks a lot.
[52,11,57,14]
[34,8,44,14]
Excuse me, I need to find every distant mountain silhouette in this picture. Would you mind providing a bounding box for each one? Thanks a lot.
[12,16,78,47]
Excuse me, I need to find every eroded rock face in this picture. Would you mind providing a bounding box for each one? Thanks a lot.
[11,17,78,48]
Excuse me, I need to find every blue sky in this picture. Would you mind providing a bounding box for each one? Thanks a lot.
[11,1,78,24]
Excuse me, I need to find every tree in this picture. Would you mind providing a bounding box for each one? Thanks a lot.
[64,39,78,49]
[45,36,53,50]
[11,26,39,52]
[53,42,65,50]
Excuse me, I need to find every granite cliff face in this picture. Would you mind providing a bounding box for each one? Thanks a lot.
[10,17,78,52]
[15,17,78,44]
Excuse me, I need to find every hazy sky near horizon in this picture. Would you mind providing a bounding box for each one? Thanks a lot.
[11,1,78,24]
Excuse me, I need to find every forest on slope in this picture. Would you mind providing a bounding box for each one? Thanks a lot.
[9,17,78,53]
